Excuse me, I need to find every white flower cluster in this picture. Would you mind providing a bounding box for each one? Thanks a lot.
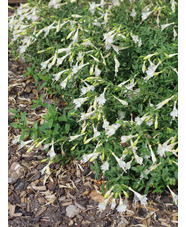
[98,186,148,212]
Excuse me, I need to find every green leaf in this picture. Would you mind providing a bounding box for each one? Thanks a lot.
[65,123,70,133]
[21,112,27,126]
[20,130,27,141]
[48,118,53,128]
[10,123,19,128]
[59,114,67,122]
[39,82,47,90]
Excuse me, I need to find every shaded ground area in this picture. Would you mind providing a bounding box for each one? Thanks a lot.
[8,50,178,227]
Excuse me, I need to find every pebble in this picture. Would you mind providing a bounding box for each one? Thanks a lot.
[66,205,79,218]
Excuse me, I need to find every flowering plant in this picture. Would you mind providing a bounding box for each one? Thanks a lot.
[9,0,178,211]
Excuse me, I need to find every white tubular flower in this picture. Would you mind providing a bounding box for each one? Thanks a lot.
[125,79,136,90]
[113,96,128,106]
[118,111,124,119]
[44,22,56,37]
[155,96,174,110]
[143,52,159,60]
[41,161,52,175]
[82,152,100,163]
[116,196,127,213]
[121,134,138,143]
[146,118,153,126]
[48,51,58,70]
[53,69,69,82]
[167,53,178,58]
[22,36,29,44]
[105,123,121,138]
[103,118,110,129]
[167,185,178,205]
[56,53,70,66]
[138,38,142,47]
[157,138,178,157]
[48,0,61,8]
[72,29,79,43]
[145,59,161,81]
[149,144,156,164]
[72,62,89,75]
[100,0,105,7]
[83,39,96,49]
[171,0,176,13]
[12,135,21,145]
[81,84,95,95]
[111,45,119,54]
[131,34,139,44]
[118,79,130,88]
[135,116,144,126]
[114,55,120,77]
[125,158,133,170]
[101,161,109,172]
[79,110,95,121]
[41,57,52,70]
[48,143,56,159]
[170,101,178,120]
[112,153,128,171]
[89,2,97,14]
[173,28,177,39]
[112,0,120,6]
[95,91,106,106]
[142,8,153,21]
[60,77,68,89]
[110,197,117,209]
[93,125,101,138]
[72,14,82,18]
[134,153,143,165]
[130,9,136,18]
[73,97,88,109]
[69,133,85,142]
[19,45,26,54]
[94,65,101,77]
[103,10,109,24]
[77,52,83,61]
[129,187,148,205]
[98,193,113,211]
[103,30,115,46]
[161,22,174,31]
[58,44,72,54]
[19,139,33,149]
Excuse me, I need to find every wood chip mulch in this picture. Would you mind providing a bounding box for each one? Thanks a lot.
[8,16,178,224]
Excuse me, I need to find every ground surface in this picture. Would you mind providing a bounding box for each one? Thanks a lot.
[8,50,178,227]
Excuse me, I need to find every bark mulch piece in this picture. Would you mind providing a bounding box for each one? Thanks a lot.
[8,36,178,227]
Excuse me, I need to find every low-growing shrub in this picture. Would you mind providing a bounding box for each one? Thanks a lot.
[9,0,178,210]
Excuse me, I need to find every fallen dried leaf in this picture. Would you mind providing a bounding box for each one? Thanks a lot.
[89,190,104,203]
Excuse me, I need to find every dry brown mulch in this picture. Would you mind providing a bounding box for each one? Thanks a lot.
[8,53,178,227]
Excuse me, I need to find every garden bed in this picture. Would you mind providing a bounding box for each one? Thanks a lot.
[8,0,178,225]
